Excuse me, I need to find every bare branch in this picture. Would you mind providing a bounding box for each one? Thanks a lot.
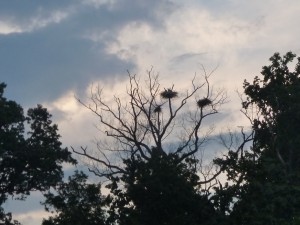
[72,146,126,177]
[73,68,226,181]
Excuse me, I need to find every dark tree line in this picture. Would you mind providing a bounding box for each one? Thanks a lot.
[1,52,300,225]
[0,83,76,225]
[214,52,300,225]
[42,171,106,225]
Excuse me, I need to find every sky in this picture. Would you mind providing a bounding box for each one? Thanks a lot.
[1,0,300,224]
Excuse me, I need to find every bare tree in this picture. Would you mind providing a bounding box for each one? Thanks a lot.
[73,68,227,183]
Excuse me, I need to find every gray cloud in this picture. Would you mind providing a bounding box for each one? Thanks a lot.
[0,0,77,18]
[0,0,176,106]
[0,28,133,105]
[0,0,179,109]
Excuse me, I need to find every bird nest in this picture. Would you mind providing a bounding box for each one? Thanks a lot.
[197,98,212,108]
[154,105,162,113]
[160,88,178,99]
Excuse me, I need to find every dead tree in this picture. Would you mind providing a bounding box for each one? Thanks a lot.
[73,68,227,185]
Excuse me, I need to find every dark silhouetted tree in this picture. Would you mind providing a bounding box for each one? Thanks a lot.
[107,152,219,225]
[0,83,76,224]
[42,171,107,225]
[214,52,300,224]
[74,68,227,224]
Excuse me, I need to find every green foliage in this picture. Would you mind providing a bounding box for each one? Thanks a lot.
[0,83,76,224]
[107,151,219,225]
[214,52,300,224]
[244,52,300,173]
[42,171,107,225]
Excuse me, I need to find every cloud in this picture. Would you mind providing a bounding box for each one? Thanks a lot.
[0,21,22,35]
[98,0,300,132]
[100,5,263,129]
[42,91,98,147]
[42,0,298,151]
[13,210,50,225]
[102,0,300,94]
[3,191,50,225]
[25,9,71,32]
[0,0,177,106]
[81,0,116,8]
[0,14,132,106]
[0,2,75,35]
[2,0,299,152]
[104,6,261,75]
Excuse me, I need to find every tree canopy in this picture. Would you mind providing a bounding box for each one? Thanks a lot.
[107,152,219,225]
[0,83,76,224]
[214,52,300,224]
[42,171,106,225]
[73,68,226,225]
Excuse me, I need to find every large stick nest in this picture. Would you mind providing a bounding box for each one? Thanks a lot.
[160,88,178,99]
[154,105,162,113]
[197,98,212,108]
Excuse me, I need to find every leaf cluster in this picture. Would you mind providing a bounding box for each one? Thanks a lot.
[214,52,300,224]
[0,83,76,224]
[42,171,107,225]
[107,152,219,225]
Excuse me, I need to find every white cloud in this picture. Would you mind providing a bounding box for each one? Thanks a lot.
[105,6,261,78]
[40,1,300,158]
[0,9,72,35]
[13,210,51,225]
[81,0,116,8]
[43,91,98,148]
[103,0,300,80]
[3,191,50,225]
[26,9,70,31]
[101,6,263,128]
[101,1,300,128]
[0,21,23,35]
[43,75,144,148]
